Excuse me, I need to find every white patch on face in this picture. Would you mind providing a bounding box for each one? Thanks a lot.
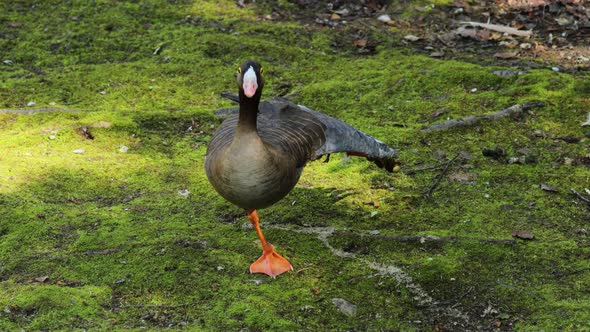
[242,66,258,98]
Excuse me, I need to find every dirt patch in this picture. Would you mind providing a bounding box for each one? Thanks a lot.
[259,0,589,70]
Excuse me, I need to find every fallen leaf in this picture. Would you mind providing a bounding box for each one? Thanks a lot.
[494,52,518,59]
[353,39,367,48]
[554,136,580,143]
[330,13,341,20]
[35,275,49,283]
[540,183,558,192]
[512,230,534,240]
[363,201,380,208]
[448,171,477,184]
[430,109,448,118]
[404,34,421,42]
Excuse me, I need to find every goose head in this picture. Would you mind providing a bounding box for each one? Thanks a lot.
[237,60,264,99]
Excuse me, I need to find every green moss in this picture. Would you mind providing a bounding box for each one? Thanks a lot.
[0,0,589,330]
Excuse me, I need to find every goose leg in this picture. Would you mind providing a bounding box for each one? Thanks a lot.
[247,209,293,278]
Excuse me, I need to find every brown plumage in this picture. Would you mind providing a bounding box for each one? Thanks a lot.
[205,60,398,277]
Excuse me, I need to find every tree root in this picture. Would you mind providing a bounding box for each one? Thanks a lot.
[420,102,545,132]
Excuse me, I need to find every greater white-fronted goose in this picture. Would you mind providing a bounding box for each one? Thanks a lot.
[205,60,398,278]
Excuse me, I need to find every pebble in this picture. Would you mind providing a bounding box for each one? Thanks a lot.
[73,149,85,154]
[492,70,524,78]
[177,189,190,198]
[332,298,357,317]
[49,135,56,140]
[519,43,532,49]
[119,145,129,153]
[377,14,392,23]
[27,101,35,107]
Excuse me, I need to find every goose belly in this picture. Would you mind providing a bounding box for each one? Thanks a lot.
[207,152,301,210]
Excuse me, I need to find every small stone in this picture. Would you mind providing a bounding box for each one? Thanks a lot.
[178,189,190,198]
[377,14,392,23]
[369,230,380,235]
[404,34,420,42]
[551,67,560,72]
[119,145,129,153]
[99,90,107,95]
[508,157,521,164]
[249,279,264,286]
[3,60,13,65]
[49,102,56,106]
[27,101,35,107]
[332,298,357,317]
[49,135,56,140]
[492,70,523,78]
[519,43,532,49]
[73,149,85,154]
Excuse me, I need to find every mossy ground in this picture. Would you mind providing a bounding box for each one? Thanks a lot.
[1,0,589,330]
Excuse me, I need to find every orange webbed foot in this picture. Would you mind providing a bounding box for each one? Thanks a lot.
[249,244,293,278]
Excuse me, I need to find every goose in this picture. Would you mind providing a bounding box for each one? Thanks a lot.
[205,60,398,278]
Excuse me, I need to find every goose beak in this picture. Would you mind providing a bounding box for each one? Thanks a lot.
[242,66,258,98]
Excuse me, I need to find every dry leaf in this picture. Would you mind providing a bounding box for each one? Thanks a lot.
[512,230,534,240]
[540,183,558,192]
[494,52,518,59]
[35,275,49,283]
[448,171,477,184]
[353,39,367,48]
[404,34,421,42]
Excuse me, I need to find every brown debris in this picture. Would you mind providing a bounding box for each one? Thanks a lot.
[511,230,534,240]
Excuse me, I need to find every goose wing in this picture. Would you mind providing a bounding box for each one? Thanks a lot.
[215,95,398,171]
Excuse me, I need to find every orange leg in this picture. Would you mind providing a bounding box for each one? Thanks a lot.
[247,209,293,278]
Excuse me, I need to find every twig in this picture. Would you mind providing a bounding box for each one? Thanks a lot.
[421,102,545,132]
[334,230,516,245]
[458,21,533,37]
[423,153,461,197]
[570,188,590,204]
[0,108,84,114]
[495,281,545,301]
[556,267,590,279]
[83,248,121,255]
[115,301,200,310]
[404,164,445,175]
